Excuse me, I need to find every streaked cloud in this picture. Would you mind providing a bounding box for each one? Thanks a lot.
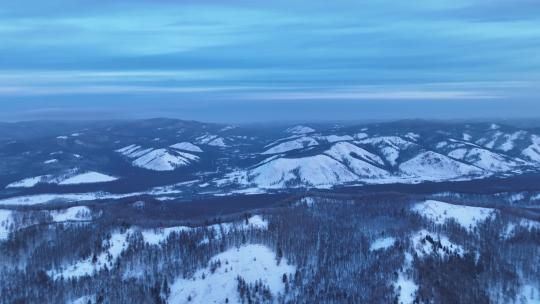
[0,0,538,121]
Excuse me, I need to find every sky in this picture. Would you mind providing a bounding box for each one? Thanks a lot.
[0,0,539,123]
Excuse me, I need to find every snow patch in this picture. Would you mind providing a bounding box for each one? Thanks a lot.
[50,206,92,222]
[168,244,295,304]
[370,237,396,251]
[170,142,203,153]
[58,172,118,185]
[132,149,198,171]
[286,125,315,134]
[410,229,464,258]
[502,219,540,239]
[324,135,353,143]
[5,175,51,188]
[412,200,495,231]
[262,137,318,155]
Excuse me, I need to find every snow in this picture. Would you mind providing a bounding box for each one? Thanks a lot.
[132,149,198,171]
[448,147,521,172]
[325,141,385,166]
[286,125,315,134]
[69,295,96,304]
[394,252,417,304]
[196,135,227,147]
[5,175,51,188]
[355,132,368,140]
[410,229,464,258]
[241,155,358,189]
[0,210,13,241]
[522,135,540,163]
[201,215,269,242]
[324,142,389,179]
[502,219,540,239]
[405,132,420,141]
[50,206,92,222]
[49,230,131,279]
[0,193,110,206]
[5,172,117,188]
[395,273,418,304]
[116,144,141,155]
[168,244,295,304]
[0,181,192,206]
[170,142,203,153]
[436,141,448,149]
[370,237,396,251]
[261,137,318,154]
[56,136,68,139]
[140,226,191,245]
[500,131,526,151]
[399,151,484,180]
[358,136,414,166]
[207,137,227,147]
[49,216,269,280]
[324,135,353,143]
[297,196,316,207]
[517,284,540,304]
[243,215,268,230]
[412,200,496,231]
[44,159,58,164]
[462,133,472,141]
[448,148,468,159]
[58,172,118,185]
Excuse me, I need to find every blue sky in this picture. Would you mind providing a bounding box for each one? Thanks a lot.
[0,0,539,122]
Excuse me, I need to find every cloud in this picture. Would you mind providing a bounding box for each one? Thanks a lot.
[0,0,539,121]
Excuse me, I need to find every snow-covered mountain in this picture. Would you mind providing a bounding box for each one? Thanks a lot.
[1,119,540,200]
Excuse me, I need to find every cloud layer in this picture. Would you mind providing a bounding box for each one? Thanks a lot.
[0,0,539,121]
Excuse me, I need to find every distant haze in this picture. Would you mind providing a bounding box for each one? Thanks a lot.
[0,0,539,122]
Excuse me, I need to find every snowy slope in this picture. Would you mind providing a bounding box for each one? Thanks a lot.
[58,172,118,185]
[170,142,203,153]
[48,216,268,279]
[324,142,389,179]
[325,141,385,166]
[5,175,51,188]
[49,230,131,279]
[196,134,227,147]
[412,200,496,231]
[399,151,484,180]
[243,155,358,189]
[286,125,315,134]
[50,206,92,222]
[262,136,318,155]
[410,229,464,258]
[522,135,540,163]
[132,149,198,171]
[6,171,117,188]
[168,244,296,304]
[324,135,354,143]
[502,219,540,239]
[358,136,415,166]
[448,147,523,172]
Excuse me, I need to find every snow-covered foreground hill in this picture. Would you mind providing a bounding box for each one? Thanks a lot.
[168,244,295,304]
[1,191,539,304]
